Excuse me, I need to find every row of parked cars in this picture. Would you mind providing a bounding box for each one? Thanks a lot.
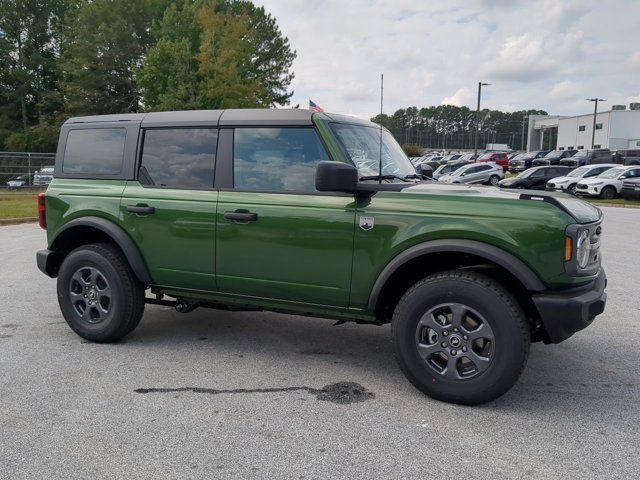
[411,149,640,199]
[5,166,55,188]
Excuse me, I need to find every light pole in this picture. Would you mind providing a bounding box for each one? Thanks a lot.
[587,98,606,149]
[521,115,527,151]
[474,82,491,157]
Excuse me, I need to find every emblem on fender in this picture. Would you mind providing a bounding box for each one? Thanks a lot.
[359,216,374,231]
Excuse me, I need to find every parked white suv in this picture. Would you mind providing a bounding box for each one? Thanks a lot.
[575,165,640,199]
[546,164,617,194]
[438,162,504,185]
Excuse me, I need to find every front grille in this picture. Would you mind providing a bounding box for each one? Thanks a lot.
[622,182,638,189]
[576,183,588,189]
[547,183,555,188]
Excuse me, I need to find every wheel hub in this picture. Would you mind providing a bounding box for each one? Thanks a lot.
[415,303,495,380]
[69,266,112,324]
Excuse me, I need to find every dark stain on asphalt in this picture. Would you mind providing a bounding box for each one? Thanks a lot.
[0,334,13,339]
[300,348,333,355]
[1,323,20,329]
[134,381,374,404]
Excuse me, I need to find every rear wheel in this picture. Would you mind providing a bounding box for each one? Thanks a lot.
[391,270,530,405]
[600,185,616,199]
[488,175,500,186]
[57,243,145,342]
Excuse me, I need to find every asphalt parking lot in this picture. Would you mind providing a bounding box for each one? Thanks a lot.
[1,206,639,479]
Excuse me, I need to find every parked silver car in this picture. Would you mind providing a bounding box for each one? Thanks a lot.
[438,162,504,185]
[34,166,55,186]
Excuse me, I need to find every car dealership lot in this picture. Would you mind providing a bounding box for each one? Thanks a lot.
[1,207,639,479]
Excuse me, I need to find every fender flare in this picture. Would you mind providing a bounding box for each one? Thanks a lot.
[50,216,152,284]
[367,239,546,311]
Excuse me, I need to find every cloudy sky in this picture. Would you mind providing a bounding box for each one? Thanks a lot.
[256,0,640,119]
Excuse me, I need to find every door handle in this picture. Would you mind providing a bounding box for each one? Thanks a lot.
[127,204,156,215]
[224,211,258,222]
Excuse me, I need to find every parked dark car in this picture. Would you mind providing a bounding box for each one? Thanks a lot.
[612,149,640,165]
[620,178,640,200]
[498,166,572,190]
[532,150,577,167]
[559,149,612,168]
[476,151,510,172]
[508,151,549,172]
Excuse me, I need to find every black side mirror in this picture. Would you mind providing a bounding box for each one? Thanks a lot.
[315,161,358,193]
[417,163,433,179]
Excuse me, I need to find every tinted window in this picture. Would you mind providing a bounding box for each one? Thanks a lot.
[233,128,329,192]
[140,129,217,188]
[63,128,126,175]
[627,169,640,178]
[477,164,492,172]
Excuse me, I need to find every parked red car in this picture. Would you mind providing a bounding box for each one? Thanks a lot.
[476,152,510,172]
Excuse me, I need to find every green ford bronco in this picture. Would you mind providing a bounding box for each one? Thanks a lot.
[36,109,606,404]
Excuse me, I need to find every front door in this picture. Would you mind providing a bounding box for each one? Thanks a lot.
[121,127,219,291]
[215,127,356,306]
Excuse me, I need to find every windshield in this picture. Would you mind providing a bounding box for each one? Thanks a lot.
[517,168,539,178]
[597,167,625,179]
[573,150,588,158]
[544,151,563,159]
[568,166,589,177]
[478,153,493,160]
[331,123,416,178]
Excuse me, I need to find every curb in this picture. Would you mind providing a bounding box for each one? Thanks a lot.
[591,202,640,209]
[0,217,38,226]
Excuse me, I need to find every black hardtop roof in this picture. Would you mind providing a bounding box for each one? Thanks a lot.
[63,108,378,128]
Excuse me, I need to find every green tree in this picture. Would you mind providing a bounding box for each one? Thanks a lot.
[0,0,68,133]
[138,0,296,111]
[59,0,171,115]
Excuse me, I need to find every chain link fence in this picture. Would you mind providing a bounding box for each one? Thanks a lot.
[0,152,56,191]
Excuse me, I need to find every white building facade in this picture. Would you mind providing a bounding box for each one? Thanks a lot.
[527,106,640,151]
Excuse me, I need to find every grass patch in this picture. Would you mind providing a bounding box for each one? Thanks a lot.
[0,192,39,218]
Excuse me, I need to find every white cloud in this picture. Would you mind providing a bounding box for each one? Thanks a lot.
[548,80,584,101]
[627,51,640,71]
[256,0,640,118]
[441,87,474,107]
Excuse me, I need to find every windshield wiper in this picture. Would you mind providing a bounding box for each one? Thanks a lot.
[359,174,409,182]
[403,174,430,181]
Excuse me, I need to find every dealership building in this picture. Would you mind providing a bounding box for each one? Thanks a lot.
[527,103,640,152]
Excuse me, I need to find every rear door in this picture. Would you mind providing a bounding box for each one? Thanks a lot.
[215,127,356,306]
[120,127,219,291]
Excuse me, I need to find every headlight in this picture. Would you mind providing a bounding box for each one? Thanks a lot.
[576,230,591,268]
[590,181,603,186]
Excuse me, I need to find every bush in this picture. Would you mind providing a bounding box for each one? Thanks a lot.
[401,144,424,157]
[4,124,60,153]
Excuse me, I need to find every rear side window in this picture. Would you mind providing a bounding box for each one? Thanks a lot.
[139,128,218,189]
[233,128,329,193]
[63,128,126,175]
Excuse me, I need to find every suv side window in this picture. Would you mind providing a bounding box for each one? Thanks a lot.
[63,128,126,175]
[139,128,218,189]
[233,128,329,193]
[626,168,640,178]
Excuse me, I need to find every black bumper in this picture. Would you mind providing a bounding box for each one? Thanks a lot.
[37,249,58,278]
[532,270,607,344]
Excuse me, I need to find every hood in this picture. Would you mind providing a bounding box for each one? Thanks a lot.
[437,175,454,182]
[498,177,521,186]
[578,177,607,186]
[398,181,602,224]
[548,176,572,184]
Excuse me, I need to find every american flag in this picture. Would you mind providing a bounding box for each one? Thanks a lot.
[309,100,324,113]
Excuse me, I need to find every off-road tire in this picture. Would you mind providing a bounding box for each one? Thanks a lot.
[391,270,530,405]
[57,243,145,342]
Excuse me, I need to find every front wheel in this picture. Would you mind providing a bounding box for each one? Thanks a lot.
[567,183,577,195]
[391,270,530,405]
[600,185,616,199]
[57,243,145,342]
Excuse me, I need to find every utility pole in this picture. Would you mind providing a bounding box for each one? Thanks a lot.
[521,115,527,151]
[587,98,606,149]
[474,82,491,157]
